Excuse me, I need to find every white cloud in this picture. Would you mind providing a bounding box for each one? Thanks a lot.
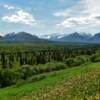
[55,0,100,30]
[3,4,15,10]
[2,10,37,26]
[58,15,100,28]
[54,0,86,17]
[54,11,70,17]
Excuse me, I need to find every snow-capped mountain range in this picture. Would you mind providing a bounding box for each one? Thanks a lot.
[0,32,100,43]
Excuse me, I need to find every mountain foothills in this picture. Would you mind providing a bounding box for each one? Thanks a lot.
[0,32,100,43]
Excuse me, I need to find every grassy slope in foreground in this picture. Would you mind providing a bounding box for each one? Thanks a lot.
[0,62,100,100]
[22,65,100,100]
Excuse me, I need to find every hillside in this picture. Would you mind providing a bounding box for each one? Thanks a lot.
[0,62,100,100]
[22,66,100,100]
[1,32,51,43]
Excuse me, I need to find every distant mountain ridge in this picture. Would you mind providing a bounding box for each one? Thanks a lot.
[0,32,100,43]
[0,32,50,43]
[41,32,100,43]
[3,32,39,42]
[58,32,91,43]
[88,33,100,43]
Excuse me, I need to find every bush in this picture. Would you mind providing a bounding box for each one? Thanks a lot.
[20,65,33,80]
[65,57,85,67]
[46,62,66,71]
[0,69,19,87]
[65,58,75,67]
[32,62,66,74]
[90,54,100,62]
[75,57,86,65]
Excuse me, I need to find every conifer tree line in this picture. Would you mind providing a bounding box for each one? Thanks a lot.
[0,46,99,68]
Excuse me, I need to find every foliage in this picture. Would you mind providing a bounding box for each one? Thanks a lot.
[90,53,100,62]
[33,62,66,73]
[0,43,99,68]
[0,62,66,88]
[65,56,86,67]
[20,65,33,80]
[0,69,19,87]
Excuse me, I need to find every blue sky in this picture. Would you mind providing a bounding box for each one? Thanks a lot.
[0,0,100,35]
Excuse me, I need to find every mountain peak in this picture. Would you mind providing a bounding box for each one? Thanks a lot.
[3,32,40,42]
[16,31,31,35]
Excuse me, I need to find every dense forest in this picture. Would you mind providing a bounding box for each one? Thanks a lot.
[0,43,100,88]
[0,45,99,68]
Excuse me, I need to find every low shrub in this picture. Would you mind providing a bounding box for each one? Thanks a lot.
[20,65,33,80]
[0,69,20,87]
[46,62,66,71]
[32,62,66,74]
[65,57,86,67]
[90,53,100,62]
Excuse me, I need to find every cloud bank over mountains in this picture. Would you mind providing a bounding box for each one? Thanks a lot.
[54,0,100,32]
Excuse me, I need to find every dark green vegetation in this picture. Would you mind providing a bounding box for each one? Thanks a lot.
[0,43,100,100]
